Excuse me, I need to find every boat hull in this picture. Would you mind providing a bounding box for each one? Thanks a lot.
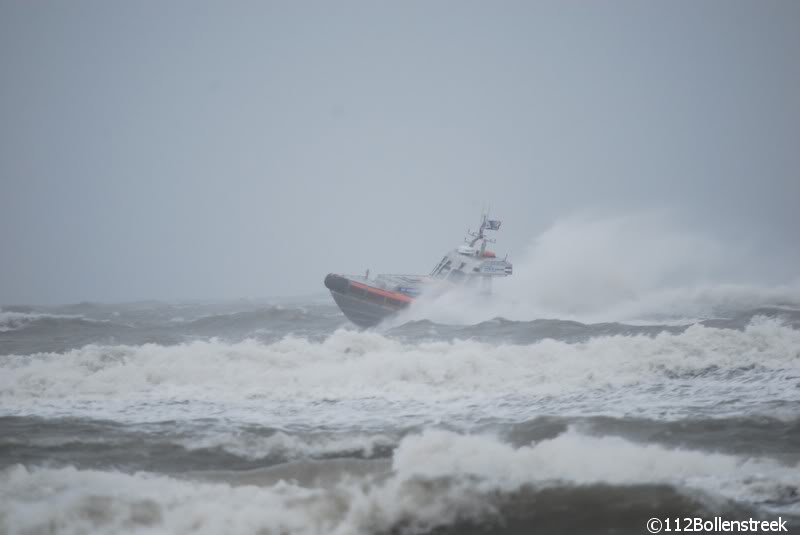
[324,273,411,327]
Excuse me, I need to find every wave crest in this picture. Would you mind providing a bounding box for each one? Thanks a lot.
[2,430,796,535]
[1,318,798,422]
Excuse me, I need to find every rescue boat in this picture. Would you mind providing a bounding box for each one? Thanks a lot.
[324,214,512,327]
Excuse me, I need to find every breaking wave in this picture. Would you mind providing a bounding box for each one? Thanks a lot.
[1,317,798,423]
[4,413,799,474]
[2,429,797,535]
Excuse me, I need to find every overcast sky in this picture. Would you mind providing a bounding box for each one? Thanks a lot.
[1,0,798,304]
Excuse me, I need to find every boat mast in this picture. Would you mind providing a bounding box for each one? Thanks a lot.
[469,213,496,253]
[469,214,486,247]
[468,213,503,295]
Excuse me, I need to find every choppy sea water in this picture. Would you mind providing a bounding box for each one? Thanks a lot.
[1,297,799,534]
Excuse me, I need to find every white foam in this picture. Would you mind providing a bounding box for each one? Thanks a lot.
[394,213,800,325]
[1,318,798,424]
[2,430,797,535]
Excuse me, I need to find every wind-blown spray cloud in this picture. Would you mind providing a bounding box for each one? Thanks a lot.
[393,213,800,325]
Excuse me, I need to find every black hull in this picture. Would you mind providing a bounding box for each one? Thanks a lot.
[324,274,411,328]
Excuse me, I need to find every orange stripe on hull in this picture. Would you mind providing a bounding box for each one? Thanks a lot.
[349,281,414,303]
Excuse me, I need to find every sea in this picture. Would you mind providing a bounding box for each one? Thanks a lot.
[1,292,799,534]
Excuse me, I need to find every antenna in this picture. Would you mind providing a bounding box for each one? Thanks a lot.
[468,212,499,247]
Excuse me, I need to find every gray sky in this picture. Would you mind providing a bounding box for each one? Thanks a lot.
[1,0,798,304]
